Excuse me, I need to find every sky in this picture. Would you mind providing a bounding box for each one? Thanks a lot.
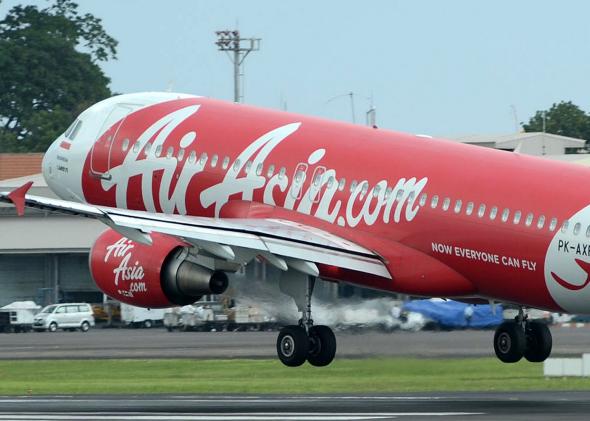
[2,0,590,136]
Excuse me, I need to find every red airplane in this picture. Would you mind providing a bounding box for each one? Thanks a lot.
[1,92,587,367]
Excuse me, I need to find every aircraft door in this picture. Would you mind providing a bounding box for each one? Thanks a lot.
[290,163,308,199]
[309,166,326,203]
[89,104,137,180]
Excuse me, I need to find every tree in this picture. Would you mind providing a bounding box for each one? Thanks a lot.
[523,101,590,141]
[0,0,117,152]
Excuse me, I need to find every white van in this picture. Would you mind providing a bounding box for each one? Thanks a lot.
[33,303,95,332]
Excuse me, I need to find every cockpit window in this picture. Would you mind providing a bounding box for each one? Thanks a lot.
[65,119,82,141]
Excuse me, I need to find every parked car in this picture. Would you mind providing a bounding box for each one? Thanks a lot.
[33,303,95,332]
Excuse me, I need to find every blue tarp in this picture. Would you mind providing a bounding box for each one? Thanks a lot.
[402,300,504,328]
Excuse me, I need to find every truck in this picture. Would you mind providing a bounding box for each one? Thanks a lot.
[0,301,41,333]
[164,301,278,332]
[120,303,166,328]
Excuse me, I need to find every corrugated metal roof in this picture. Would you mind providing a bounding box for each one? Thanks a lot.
[447,132,586,145]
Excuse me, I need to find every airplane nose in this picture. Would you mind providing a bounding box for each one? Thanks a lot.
[42,138,58,182]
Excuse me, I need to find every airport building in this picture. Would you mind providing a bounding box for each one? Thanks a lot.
[1,131,589,306]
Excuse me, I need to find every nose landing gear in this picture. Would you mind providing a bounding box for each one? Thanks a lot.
[493,308,552,363]
[276,276,337,367]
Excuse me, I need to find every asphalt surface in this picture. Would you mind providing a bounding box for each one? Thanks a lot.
[0,326,589,359]
[2,392,590,420]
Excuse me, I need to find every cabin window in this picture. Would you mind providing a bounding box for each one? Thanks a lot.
[295,170,305,183]
[338,178,346,191]
[279,166,287,179]
[166,146,174,158]
[177,148,185,161]
[466,202,474,216]
[513,210,522,224]
[267,164,275,178]
[122,138,130,152]
[232,158,241,172]
[442,197,450,211]
[419,193,427,207]
[155,145,162,157]
[549,218,558,232]
[561,220,569,233]
[211,154,219,168]
[222,156,230,170]
[256,163,263,176]
[396,189,405,202]
[350,180,358,193]
[385,187,393,200]
[327,176,335,189]
[144,143,151,155]
[537,215,545,229]
[373,184,381,197]
[477,204,486,218]
[489,206,498,220]
[199,153,208,166]
[245,160,252,174]
[500,208,509,222]
[408,191,415,202]
[454,200,462,214]
[361,182,369,196]
[586,225,590,238]
[525,212,534,227]
[188,150,196,163]
[431,195,439,209]
[574,222,582,235]
[132,141,140,153]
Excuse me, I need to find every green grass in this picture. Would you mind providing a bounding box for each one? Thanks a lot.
[0,358,589,395]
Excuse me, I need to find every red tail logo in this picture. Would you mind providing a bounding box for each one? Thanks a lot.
[551,258,590,291]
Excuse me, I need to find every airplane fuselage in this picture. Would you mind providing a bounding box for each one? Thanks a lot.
[42,93,590,314]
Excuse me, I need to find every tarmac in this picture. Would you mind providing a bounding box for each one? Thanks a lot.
[0,326,589,359]
[2,392,590,420]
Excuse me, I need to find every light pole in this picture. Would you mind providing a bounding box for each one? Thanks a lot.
[215,30,261,103]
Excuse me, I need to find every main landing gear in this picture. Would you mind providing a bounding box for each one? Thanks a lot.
[276,276,337,367]
[493,308,552,363]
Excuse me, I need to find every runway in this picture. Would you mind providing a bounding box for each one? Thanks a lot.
[2,392,590,420]
[1,327,589,359]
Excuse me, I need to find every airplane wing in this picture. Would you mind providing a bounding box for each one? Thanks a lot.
[0,183,391,279]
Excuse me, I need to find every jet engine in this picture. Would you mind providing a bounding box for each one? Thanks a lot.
[89,229,228,308]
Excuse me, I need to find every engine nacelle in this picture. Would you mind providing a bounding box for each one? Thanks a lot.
[90,229,229,308]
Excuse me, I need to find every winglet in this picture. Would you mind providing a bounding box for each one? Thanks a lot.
[6,181,33,216]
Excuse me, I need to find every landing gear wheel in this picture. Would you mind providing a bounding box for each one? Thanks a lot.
[307,325,336,367]
[277,325,308,367]
[494,321,525,363]
[524,321,552,362]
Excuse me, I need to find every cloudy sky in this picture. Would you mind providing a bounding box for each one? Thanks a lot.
[2,0,590,136]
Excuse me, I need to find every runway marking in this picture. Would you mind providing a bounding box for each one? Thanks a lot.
[0,413,484,420]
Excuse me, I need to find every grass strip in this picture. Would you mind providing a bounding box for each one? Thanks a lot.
[0,358,589,395]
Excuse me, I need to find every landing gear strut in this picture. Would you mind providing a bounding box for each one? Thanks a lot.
[276,276,337,367]
[493,307,552,363]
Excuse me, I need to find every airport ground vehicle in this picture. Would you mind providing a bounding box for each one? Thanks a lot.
[0,301,40,333]
[164,302,278,332]
[33,303,95,332]
[120,303,165,328]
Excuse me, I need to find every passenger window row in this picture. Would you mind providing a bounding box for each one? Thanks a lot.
[424,192,570,233]
[118,141,577,234]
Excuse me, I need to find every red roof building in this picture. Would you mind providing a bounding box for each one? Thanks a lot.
[0,153,44,181]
